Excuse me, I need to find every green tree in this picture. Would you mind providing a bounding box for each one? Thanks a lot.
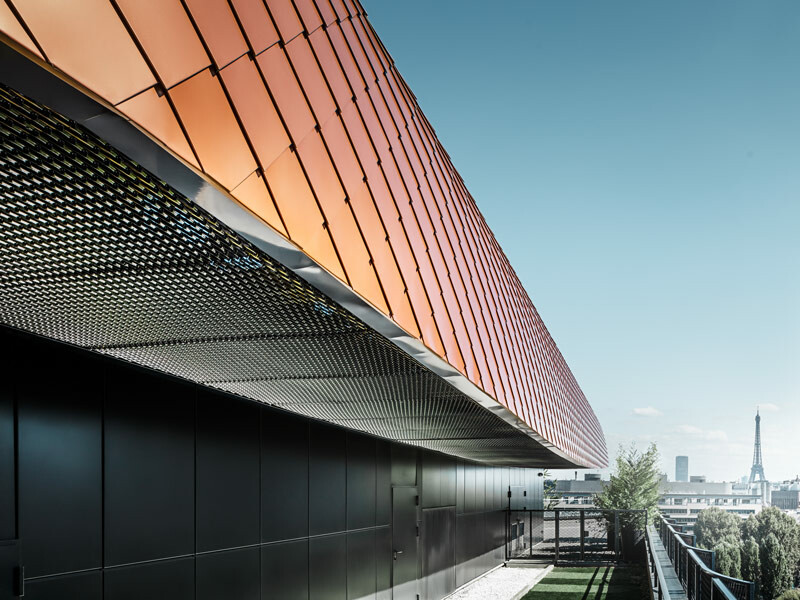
[542,469,559,510]
[695,507,742,549]
[761,533,792,599]
[740,537,760,587]
[595,443,660,527]
[712,535,742,579]
[742,507,800,587]
[775,590,800,600]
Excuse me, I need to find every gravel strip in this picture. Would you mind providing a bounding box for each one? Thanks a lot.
[445,565,553,600]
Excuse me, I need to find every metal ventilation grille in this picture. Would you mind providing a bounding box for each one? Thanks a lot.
[0,84,570,466]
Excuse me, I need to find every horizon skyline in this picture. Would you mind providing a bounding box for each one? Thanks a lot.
[366,0,800,481]
[552,406,796,482]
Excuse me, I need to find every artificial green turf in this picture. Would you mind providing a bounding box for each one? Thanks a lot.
[521,566,645,600]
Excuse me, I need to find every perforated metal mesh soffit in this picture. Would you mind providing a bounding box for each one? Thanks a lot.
[0,84,572,466]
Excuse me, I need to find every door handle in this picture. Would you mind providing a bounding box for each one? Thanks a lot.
[393,550,404,560]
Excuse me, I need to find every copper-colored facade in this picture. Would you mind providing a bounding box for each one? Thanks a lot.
[0,0,606,467]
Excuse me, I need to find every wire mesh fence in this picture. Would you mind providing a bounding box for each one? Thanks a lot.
[505,509,646,565]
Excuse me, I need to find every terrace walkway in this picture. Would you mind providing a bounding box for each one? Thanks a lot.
[646,524,687,600]
[445,565,551,600]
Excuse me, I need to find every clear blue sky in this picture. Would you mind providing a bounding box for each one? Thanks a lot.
[364,0,800,481]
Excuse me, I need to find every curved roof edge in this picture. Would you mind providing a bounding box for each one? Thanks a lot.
[0,17,607,467]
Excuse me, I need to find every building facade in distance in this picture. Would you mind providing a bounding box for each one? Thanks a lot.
[658,481,764,531]
[551,477,764,531]
[771,480,800,511]
[0,1,606,599]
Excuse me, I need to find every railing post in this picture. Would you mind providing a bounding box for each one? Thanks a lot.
[695,563,699,600]
[614,511,620,560]
[529,510,533,559]
[580,510,585,561]
[555,510,560,566]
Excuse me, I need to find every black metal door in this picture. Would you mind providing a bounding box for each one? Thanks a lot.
[391,486,418,600]
[0,542,20,600]
[0,376,19,600]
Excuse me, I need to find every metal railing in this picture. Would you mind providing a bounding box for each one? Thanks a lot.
[645,524,678,600]
[505,508,646,565]
[657,514,755,600]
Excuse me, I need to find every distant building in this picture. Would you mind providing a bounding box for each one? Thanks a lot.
[552,479,606,507]
[551,476,766,530]
[771,480,800,510]
[659,480,764,530]
[676,456,689,482]
[772,490,800,511]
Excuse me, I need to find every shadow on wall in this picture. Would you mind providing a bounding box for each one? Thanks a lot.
[0,326,544,600]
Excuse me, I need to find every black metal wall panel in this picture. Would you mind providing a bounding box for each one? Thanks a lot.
[464,463,476,514]
[0,543,18,600]
[104,366,195,565]
[0,349,14,542]
[1,328,548,599]
[347,529,376,600]
[310,425,346,536]
[261,539,308,600]
[310,533,347,600]
[473,512,486,581]
[347,434,376,530]
[457,461,465,514]
[18,349,102,577]
[475,466,486,513]
[489,510,505,562]
[104,557,194,600]
[455,513,469,588]
[376,527,392,600]
[376,441,391,526]
[391,445,417,486]
[421,507,456,600]
[421,453,441,509]
[196,547,260,600]
[197,390,260,552]
[261,411,308,543]
[488,468,497,511]
[455,509,504,589]
[497,469,505,510]
[441,457,457,508]
[25,571,102,600]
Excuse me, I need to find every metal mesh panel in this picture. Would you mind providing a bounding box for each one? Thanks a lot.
[0,82,569,465]
[506,509,647,564]
[719,578,753,600]
[582,510,612,560]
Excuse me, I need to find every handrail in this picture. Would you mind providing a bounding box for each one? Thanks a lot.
[712,578,738,600]
[657,514,755,600]
[646,524,678,600]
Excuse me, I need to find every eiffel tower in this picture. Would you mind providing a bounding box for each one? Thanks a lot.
[748,408,766,483]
